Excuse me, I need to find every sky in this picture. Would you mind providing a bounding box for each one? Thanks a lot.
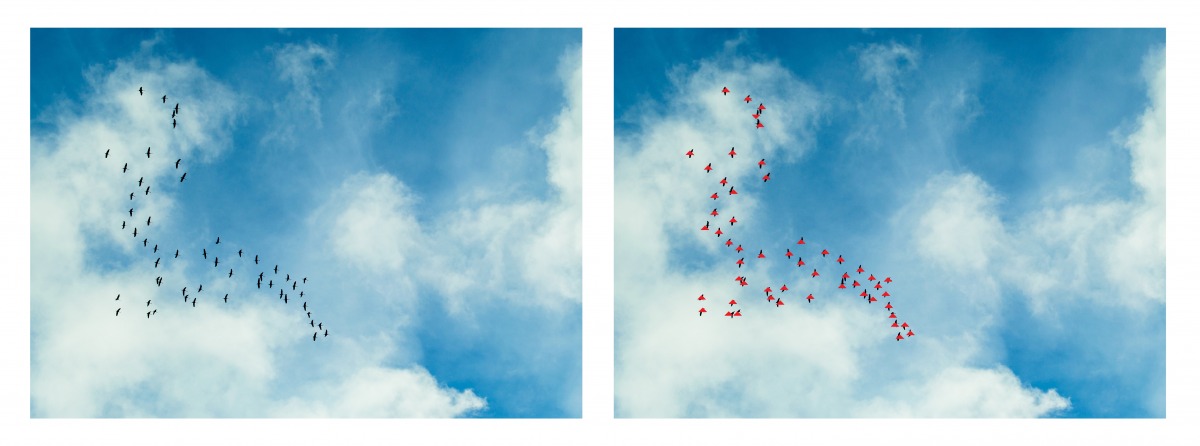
[615,29,1165,418]
[29,28,582,418]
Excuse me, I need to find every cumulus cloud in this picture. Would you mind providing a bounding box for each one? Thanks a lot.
[615,46,1070,418]
[30,47,487,418]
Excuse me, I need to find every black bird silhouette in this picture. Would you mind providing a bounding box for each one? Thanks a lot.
[324,330,328,337]
[105,149,110,158]
[257,280,261,289]
[123,163,128,173]
[182,286,187,295]
[172,110,176,119]
[153,244,158,253]
[318,322,323,330]
[147,216,151,226]
[269,280,273,288]
[223,294,229,303]
[147,311,151,318]
[138,87,143,95]
[146,147,151,158]
[307,311,311,318]
[132,227,138,237]
[313,332,318,341]
[258,272,264,280]
[303,302,307,311]
[116,308,120,316]
[116,294,120,300]
[228,268,233,278]
[175,159,181,169]
[172,119,176,129]
[274,265,278,274]
[183,294,189,302]
[146,299,152,306]
[143,238,147,247]
[174,103,179,113]
[175,249,179,258]
[156,277,162,286]
[193,299,196,307]
[238,249,243,257]
[293,281,297,290]
[122,221,126,229]
[198,284,203,293]
[152,309,156,315]
[284,295,288,304]
[180,172,187,182]
[203,248,207,259]
[129,208,134,217]
[286,274,290,282]
[303,277,307,284]
[129,192,134,200]
[310,320,314,327]
[254,255,259,264]
[299,291,304,298]
[138,177,144,186]
[279,289,283,298]
[215,237,220,245]
[214,257,219,267]
[162,95,167,103]
[145,186,150,195]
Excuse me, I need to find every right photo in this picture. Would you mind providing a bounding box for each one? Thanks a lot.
[614,28,1165,418]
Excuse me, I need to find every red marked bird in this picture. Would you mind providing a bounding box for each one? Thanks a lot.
[885,277,893,284]
[780,284,789,292]
[711,192,720,200]
[860,289,868,297]
[739,278,748,287]
[786,249,793,259]
[892,320,900,328]
[837,255,844,264]
[796,258,805,267]
[744,95,752,103]
[758,103,765,111]
[868,296,877,303]
[868,274,876,282]
[806,293,815,302]
[725,311,733,317]
[885,302,893,310]
[764,286,772,295]
[720,177,728,187]
[875,282,883,290]
[907,330,915,337]
[711,208,719,217]
[725,239,733,247]
[888,312,897,319]
[729,299,738,306]
[762,172,771,182]
[882,291,890,297]
[737,258,745,268]
[897,332,904,341]
[758,158,766,169]
[729,186,738,195]
[756,120,764,129]
[701,221,710,231]
[812,269,820,277]
[757,250,765,259]
[704,163,712,173]
[901,322,909,330]
[821,249,829,257]
[838,283,846,289]
[686,149,694,158]
[852,280,861,288]
[722,86,730,95]
[734,309,742,317]
[736,244,744,253]
[776,298,784,307]
[729,147,737,158]
[797,237,806,245]
[699,308,707,316]
[842,272,851,279]
[752,112,760,119]
[715,227,723,237]
[698,294,706,301]
[857,265,865,274]
[768,295,775,302]
[729,216,737,225]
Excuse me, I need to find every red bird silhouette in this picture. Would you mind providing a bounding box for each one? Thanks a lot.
[701,221,710,231]
[837,255,844,264]
[737,258,745,268]
[704,163,712,173]
[736,244,744,253]
[762,172,771,182]
[891,320,899,327]
[812,269,820,277]
[711,192,720,200]
[776,298,784,307]
[885,302,893,310]
[764,286,773,295]
[752,112,760,119]
[686,149,694,158]
[734,310,742,317]
[729,147,737,158]
[756,121,764,129]
[797,237,806,245]
[857,265,865,274]
[744,95,752,103]
[725,238,733,247]
[720,177,728,186]
[821,249,830,257]
[885,277,893,284]
[901,322,909,330]
[729,299,738,306]
[842,272,850,279]
[896,332,904,341]
[906,329,915,337]
[806,293,815,302]
[711,208,719,217]
[758,159,766,169]
[868,274,876,282]
[729,186,738,195]
[780,284,789,292]
[700,307,707,316]
[796,258,805,267]
[715,227,723,237]
[882,291,890,297]
[758,103,765,111]
[838,283,846,289]
[860,289,868,297]
[868,296,877,303]
[725,311,733,317]
[875,282,883,290]
[852,280,861,288]
[757,250,765,259]
[888,312,897,319]
[767,295,775,302]
[729,216,738,225]
[722,86,730,95]
[786,249,793,259]
[698,294,706,300]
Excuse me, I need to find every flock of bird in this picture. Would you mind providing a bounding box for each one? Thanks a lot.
[110,86,331,341]
[694,86,916,341]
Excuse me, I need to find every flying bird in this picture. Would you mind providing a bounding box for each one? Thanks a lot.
[162,95,167,103]
[147,216,151,226]
[254,255,259,264]
[238,249,243,257]
[729,216,737,225]
[180,172,187,182]
[686,149,694,158]
[228,269,233,278]
[762,172,770,182]
[729,299,738,306]
[722,86,729,95]
[146,299,152,306]
[757,250,765,259]
[744,95,752,103]
[699,307,707,316]
[154,258,160,268]
[123,163,128,173]
[314,332,318,341]
[138,87,143,95]
[203,248,207,259]
[758,159,766,169]
[105,149,110,158]
[714,227,723,237]
[729,186,737,195]
[132,227,138,237]
[756,120,764,129]
[786,249,793,259]
[704,163,712,173]
[138,177,144,186]
[130,192,134,200]
[146,147,151,158]
[172,119,176,129]
[214,257,219,267]
[720,177,728,187]
[116,308,121,316]
[711,208,719,217]
[116,294,120,300]
[806,293,815,302]
[728,147,737,158]
[711,192,719,200]
[215,236,220,244]
[175,159,181,169]
[224,294,229,303]
[274,265,279,274]
[175,249,179,258]
[122,221,126,229]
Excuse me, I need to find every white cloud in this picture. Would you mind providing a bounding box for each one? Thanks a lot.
[615,47,1070,418]
[30,48,486,418]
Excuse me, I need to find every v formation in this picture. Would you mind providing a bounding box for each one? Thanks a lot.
[110,87,330,342]
[694,86,915,341]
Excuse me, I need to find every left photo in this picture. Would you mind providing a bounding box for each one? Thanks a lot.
[30,28,582,418]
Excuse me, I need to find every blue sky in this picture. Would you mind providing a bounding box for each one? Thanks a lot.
[615,29,1164,417]
[30,28,581,418]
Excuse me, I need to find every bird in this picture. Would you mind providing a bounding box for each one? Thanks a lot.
[722,86,729,95]
[193,299,197,307]
[156,277,162,286]
[182,286,187,296]
[806,293,815,302]
[123,163,128,173]
[138,87,143,95]
[198,284,203,292]
[146,216,151,226]
[699,308,707,316]
[729,186,737,195]
[145,147,151,158]
[223,294,229,303]
[786,249,793,259]
[203,248,207,259]
[711,192,719,200]
[175,159,181,169]
[756,120,764,129]
[145,186,150,195]
[318,322,323,330]
[172,119,176,129]
[737,258,745,268]
[174,103,179,113]
[274,265,278,274]
[711,208,719,217]
[238,249,243,257]
[140,237,146,246]
[729,216,737,226]
[162,94,167,103]
[313,332,318,341]
[115,294,120,300]
[286,274,290,282]
[293,281,297,290]
[310,320,315,327]
[138,177,144,186]
[303,302,308,311]
[719,177,728,187]
[299,291,304,297]
[228,269,233,278]
[132,227,138,237]
[146,299,152,306]
[686,149,694,158]
[303,277,307,284]
[105,149,110,158]
[757,250,765,259]
[758,159,766,169]
[130,192,134,200]
[175,249,179,258]
[122,221,126,229]
[147,311,151,318]
[729,299,738,306]
[180,172,187,182]
[728,147,737,158]
[116,308,120,316]
[837,255,844,264]
[154,258,160,268]
[255,255,259,264]
[269,280,273,288]
[701,221,709,231]
[797,237,806,245]
[215,236,220,245]
[744,95,752,103]
[214,257,219,267]
[307,311,312,318]
[762,172,771,182]
[704,163,712,173]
